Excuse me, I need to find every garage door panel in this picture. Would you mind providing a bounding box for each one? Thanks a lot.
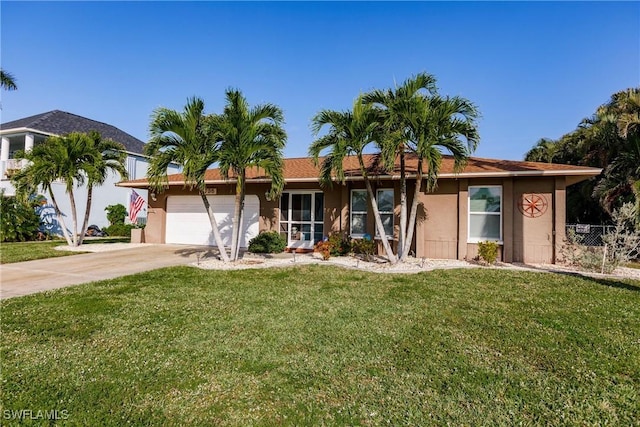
[166,195,259,247]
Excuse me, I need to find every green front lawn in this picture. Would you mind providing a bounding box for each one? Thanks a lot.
[0,237,130,264]
[1,266,639,425]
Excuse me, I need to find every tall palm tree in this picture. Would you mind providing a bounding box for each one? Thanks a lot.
[586,88,640,215]
[146,97,230,262]
[11,132,122,246]
[77,131,128,245]
[400,95,479,261]
[12,140,73,245]
[212,89,286,261]
[0,69,17,91]
[362,73,437,258]
[524,138,558,163]
[310,96,398,264]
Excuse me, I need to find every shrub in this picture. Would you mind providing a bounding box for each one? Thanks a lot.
[0,192,42,242]
[248,231,287,254]
[328,233,351,256]
[352,238,376,261]
[602,203,640,267]
[103,223,135,237]
[561,203,639,274]
[105,204,127,225]
[477,241,499,265]
[314,240,332,260]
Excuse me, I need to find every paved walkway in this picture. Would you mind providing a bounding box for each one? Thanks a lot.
[0,244,215,299]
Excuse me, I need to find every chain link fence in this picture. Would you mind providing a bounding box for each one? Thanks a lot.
[565,224,615,247]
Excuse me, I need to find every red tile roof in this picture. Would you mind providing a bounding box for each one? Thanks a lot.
[119,154,602,187]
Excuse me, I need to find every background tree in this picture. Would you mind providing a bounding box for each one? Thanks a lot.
[524,87,640,223]
[310,96,398,264]
[0,69,17,91]
[105,204,127,225]
[0,190,42,242]
[212,89,286,261]
[524,138,558,163]
[146,97,230,262]
[12,132,126,246]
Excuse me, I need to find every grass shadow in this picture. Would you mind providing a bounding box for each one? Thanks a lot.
[173,246,222,261]
[517,263,640,293]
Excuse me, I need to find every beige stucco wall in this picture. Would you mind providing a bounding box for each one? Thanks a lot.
[417,180,458,259]
[513,176,566,264]
[142,175,567,264]
[416,176,565,263]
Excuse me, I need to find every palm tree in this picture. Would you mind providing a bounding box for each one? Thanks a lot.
[362,73,437,258]
[212,89,286,261]
[310,96,398,264]
[146,97,230,262]
[363,73,479,262]
[614,88,640,140]
[400,95,479,261]
[0,69,17,91]
[77,131,128,245]
[12,140,74,246]
[11,132,124,246]
[586,88,640,215]
[524,138,558,163]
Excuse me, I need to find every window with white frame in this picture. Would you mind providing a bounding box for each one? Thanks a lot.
[350,189,394,238]
[376,189,394,238]
[350,190,368,237]
[127,157,137,179]
[468,186,502,242]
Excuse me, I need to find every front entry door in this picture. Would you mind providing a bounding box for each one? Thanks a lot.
[280,192,324,249]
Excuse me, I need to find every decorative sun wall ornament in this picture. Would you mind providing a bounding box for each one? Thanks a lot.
[518,193,548,218]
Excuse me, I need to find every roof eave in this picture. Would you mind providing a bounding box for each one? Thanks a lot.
[0,127,149,157]
[117,168,603,189]
[0,127,57,137]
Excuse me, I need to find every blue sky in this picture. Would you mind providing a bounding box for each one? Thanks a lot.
[1,1,638,161]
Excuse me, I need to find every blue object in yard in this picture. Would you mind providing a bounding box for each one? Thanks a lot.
[323,236,329,242]
[363,233,372,241]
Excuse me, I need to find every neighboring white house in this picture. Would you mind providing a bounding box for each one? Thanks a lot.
[0,110,180,233]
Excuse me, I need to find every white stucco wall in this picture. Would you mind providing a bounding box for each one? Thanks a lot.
[45,175,140,229]
[31,154,181,234]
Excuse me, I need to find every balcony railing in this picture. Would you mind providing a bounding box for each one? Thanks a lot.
[1,159,25,179]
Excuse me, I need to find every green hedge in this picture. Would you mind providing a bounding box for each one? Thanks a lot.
[248,231,287,254]
[103,224,136,237]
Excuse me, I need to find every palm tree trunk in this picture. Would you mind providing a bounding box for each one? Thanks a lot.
[235,202,245,261]
[48,187,73,246]
[398,151,407,260]
[359,155,398,264]
[200,191,230,262]
[230,174,243,262]
[68,187,79,247]
[401,159,423,262]
[233,173,246,261]
[78,184,93,246]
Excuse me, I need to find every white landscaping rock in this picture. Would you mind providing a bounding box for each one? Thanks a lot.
[53,242,640,280]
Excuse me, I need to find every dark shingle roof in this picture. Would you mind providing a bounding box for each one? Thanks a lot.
[0,110,145,154]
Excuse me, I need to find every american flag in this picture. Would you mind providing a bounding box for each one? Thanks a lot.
[129,190,146,223]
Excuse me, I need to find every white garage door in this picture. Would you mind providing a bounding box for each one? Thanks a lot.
[166,195,260,247]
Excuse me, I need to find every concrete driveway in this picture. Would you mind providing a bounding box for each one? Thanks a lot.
[0,244,219,299]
